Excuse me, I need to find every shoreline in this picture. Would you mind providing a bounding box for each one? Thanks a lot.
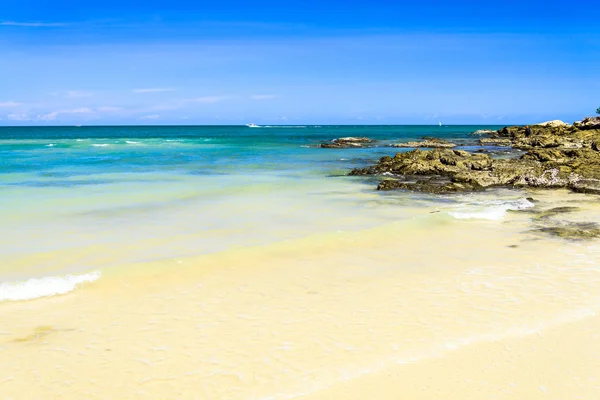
[3,188,600,398]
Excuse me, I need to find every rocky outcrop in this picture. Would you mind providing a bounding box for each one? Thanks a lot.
[574,117,600,130]
[347,116,600,195]
[350,149,547,192]
[389,138,456,148]
[350,145,600,194]
[321,137,373,148]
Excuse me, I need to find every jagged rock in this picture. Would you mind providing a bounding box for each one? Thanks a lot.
[321,137,373,148]
[377,179,476,194]
[350,149,542,192]
[389,138,456,148]
[574,117,600,130]
[348,117,600,194]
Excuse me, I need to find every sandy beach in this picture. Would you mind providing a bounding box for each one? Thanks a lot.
[3,187,600,399]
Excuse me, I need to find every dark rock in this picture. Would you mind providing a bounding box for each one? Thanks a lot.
[348,118,600,194]
[574,117,600,130]
[320,137,373,148]
[533,207,581,220]
[533,222,600,240]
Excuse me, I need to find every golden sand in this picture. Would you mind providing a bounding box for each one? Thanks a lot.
[2,191,600,399]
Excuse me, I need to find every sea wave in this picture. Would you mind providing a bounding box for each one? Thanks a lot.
[125,140,141,144]
[0,271,101,302]
[91,144,110,147]
[449,198,534,220]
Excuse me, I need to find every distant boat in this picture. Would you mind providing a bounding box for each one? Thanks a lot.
[76,124,82,127]
[246,123,260,128]
[439,122,442,127]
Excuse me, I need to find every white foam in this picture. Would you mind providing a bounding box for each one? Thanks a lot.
[45,144,55,147]
[0,271,101,302]
[91,144,110,147]
[449,198,534,221]
[125,140,141,144]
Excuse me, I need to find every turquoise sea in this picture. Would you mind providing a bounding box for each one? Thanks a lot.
[0,124,515,298]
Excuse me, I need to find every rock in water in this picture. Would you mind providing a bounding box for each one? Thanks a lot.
[320,137,373,148]
[389,138,456,148]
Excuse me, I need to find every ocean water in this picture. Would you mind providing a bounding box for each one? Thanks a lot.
[0,125,499,289]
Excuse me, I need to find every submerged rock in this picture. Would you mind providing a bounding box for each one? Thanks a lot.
[533,222,600,240]
[533,206,581,220]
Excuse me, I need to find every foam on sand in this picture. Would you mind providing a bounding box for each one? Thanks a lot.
[0,270,101,302]
[449,197,534,220]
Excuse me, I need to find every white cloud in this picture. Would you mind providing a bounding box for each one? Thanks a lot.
[0,21,65,27]
[133,88,175,93]
[38,112,59,121]
[7,113,30,121]
[37,108,94,121]
[251,94,278,100]
[186,96,230,104]
[66,108,94,114]
[140,114,160,120]
[0,101,22,107]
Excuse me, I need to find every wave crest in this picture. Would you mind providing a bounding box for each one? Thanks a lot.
[449,198,534,220]
[0,271,101,302]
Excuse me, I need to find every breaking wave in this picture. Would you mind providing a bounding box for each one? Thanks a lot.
[0,271,101,302]
[449,198,535,220]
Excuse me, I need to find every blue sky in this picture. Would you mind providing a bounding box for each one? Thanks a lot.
[1,0,598,125]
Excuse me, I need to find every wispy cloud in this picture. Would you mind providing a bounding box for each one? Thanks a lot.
[140,114,160,120]
[7,113,30,121]
[0,101,22,107]
[133,88,175,93]
[38,112,59,121]
[185,96,231,104]
[37,108,95,121]
[1,21,65,27]
[251,94,278,100]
